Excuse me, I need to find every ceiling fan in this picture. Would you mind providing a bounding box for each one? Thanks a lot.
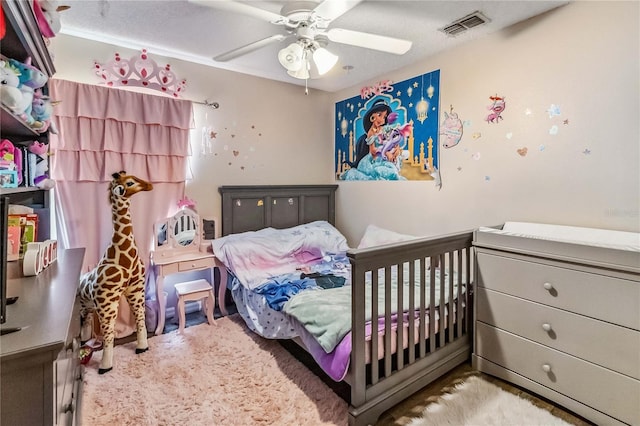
[189,0,413,79]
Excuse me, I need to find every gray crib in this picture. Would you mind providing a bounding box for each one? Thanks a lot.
[218,185,474,426]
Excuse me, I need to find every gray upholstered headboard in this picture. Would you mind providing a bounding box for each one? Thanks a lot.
[218,185,338,236]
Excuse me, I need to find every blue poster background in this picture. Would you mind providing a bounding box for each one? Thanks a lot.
[334,70,440,181]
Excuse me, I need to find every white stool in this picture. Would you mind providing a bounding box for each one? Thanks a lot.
[174,279,216,333]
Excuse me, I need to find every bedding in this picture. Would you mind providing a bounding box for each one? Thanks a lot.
[227,251,350,339]
[213,221,467,382]
[230,258,464,380]
[283,264,456,353]
[293,304,458,381]
[230,277,298,339]
[212,221,349,290]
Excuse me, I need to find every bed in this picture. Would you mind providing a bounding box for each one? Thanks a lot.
[214,185,474,426]
[473,222,640,426]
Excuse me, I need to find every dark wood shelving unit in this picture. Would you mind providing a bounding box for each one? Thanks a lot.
[1,1,83,425]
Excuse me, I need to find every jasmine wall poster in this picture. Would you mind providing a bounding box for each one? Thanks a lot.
[335,69,440,181]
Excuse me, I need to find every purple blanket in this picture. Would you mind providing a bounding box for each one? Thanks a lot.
[293,311,433,381]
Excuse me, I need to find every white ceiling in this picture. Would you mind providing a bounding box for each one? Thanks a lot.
[59,0,568,93]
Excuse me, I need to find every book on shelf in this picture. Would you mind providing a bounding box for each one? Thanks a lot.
[6,216,21,262]
[7,213,38,259]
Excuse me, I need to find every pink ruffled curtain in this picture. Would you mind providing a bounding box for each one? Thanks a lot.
[49,79,194,337]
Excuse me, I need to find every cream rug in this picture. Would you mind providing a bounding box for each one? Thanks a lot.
[408,376,572,426]
[81,314,348,425]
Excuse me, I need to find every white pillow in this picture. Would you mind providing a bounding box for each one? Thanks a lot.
[357,224,419,249]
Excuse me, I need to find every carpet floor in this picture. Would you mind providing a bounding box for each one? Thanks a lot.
[81,314,348,425]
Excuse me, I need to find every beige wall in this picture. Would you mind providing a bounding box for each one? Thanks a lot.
[333,1,639,244]
[49,1,638,247]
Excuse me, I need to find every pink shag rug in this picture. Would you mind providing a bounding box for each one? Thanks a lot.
[81,314,348,425]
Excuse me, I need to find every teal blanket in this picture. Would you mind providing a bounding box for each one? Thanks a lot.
[283,267,456,353]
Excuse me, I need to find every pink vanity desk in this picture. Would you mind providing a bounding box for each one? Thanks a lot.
[150,209,228,335]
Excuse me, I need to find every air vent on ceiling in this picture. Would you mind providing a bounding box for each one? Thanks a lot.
[440,11,490,36]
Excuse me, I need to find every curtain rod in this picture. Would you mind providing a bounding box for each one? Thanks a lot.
[192,100,220,109]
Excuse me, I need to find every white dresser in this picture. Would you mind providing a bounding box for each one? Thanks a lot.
[472,224,640,426]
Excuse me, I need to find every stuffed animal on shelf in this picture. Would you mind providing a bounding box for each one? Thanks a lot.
[0,59,29,115]
[32,0,70,38]
[78,171,153,374]
[0,139,23,185]
[7,57,48,124]
[30,89,59,134]
[27,141,54,189]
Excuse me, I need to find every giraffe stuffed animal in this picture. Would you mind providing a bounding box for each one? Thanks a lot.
[79,171,152,374]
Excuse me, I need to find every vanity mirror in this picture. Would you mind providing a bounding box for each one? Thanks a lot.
[156,222,168,247]
[171,209,199,247]
[154,208,200,251]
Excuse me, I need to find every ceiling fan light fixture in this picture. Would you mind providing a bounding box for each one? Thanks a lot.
[278,42,304,71]
[287,64,310,80]
[287,50,310,80]
[312,46,338,75]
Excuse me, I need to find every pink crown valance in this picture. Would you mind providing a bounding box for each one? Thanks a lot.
[94,49,187,99]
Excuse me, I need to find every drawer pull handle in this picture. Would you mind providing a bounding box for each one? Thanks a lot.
[191,263,196,267]
[542,364,552,373]
[543,282,554,291]
[542,323,552,332]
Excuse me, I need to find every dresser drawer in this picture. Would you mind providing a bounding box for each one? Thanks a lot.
[178,257,215,272]
[55,337,79,426]
[476,252,639,329]
[476,322,640,425]
[477,288,640,379]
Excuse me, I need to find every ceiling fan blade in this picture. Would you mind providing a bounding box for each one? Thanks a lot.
[313,0,363,24]
[188,0,285,24]
[326,28,412,55]
[214,34,286,62]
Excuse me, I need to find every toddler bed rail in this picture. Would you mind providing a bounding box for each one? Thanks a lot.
[347,230,474,426]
